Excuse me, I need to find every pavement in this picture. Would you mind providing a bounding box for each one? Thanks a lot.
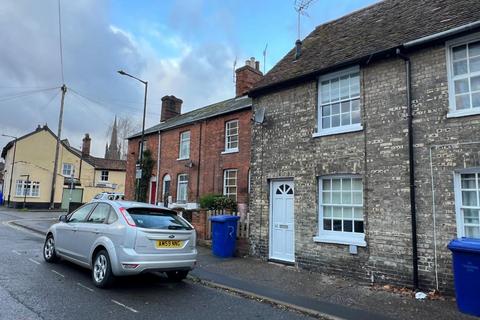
[3,207,476,320]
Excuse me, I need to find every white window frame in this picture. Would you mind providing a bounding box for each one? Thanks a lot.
[178,131,190,160]
[15,180,40,198]
[454,169,480,238]
[446,33,480,118]
[177,174,188,203]
[62,163,73,177]
[222,120,239,154]
[100,170,109,182]
[314,66,363,137]
[314,175,366,246]
[223,169,238,201]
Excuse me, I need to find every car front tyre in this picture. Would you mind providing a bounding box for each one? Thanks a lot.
[92,250,114,288]
[43,235,59,263]
[166,270,189,282]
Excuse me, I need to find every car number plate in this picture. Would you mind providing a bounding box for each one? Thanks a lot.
[156,240,182,248]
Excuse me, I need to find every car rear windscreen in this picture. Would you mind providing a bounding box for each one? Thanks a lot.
[126,208,192,230]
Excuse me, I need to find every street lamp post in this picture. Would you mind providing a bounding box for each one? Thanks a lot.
[1,134,18,208]
[117,70,148,201]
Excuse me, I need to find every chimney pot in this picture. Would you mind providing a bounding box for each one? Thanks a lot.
[235,57,264,97]
[82,133,91,156]
[295,40,302,60]
[161,95,183,122]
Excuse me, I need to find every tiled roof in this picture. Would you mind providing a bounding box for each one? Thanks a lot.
[251,0,480,95]
[128,96,251,139]
[1,126,126,171]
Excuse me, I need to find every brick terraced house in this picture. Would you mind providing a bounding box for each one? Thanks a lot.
[247,0,480,293]
[126,58,263,213]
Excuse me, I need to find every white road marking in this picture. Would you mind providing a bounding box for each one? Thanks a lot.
[111,299,139,313]
[28,258,40,265]
[2,220,44,239]
[51,270,65,278]
[76,282,94,292]
[12,250,21,256]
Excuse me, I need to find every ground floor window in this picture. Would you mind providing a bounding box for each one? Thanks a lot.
[223,169,238,201]
[455,171,480,238]
[177,174,188,203]
[15,180,40,197]
[315,176,366,246]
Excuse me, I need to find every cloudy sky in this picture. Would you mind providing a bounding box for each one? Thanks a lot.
[0,0,378,157]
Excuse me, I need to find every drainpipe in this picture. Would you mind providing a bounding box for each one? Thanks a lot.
[155,130,161,205]
[396,48,419,290]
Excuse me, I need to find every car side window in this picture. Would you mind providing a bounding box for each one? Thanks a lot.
[87,203,111,224]
[68,204,96,223]
[107,207,118,224]
[108,195,114,200]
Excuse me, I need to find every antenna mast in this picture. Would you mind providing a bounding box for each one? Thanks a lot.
[294,0,316,40]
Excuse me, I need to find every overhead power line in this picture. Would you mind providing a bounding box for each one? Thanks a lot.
[0,87,60,103]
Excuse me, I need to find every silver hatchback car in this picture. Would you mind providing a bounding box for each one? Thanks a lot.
[43,200,197,288]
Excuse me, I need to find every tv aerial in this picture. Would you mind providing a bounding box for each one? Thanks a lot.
[294,0,317,40]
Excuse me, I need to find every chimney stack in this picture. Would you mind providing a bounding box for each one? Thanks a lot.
[161,95,183,122]
[295,40,302,60]
[82,133,91,156]
[235,57,263,97]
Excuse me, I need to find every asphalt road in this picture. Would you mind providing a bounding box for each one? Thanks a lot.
[0,210,313,320]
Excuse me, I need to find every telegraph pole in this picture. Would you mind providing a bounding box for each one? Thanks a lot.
[49,84,67,209]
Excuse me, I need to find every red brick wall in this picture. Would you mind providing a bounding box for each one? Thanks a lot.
[125,108,252,207]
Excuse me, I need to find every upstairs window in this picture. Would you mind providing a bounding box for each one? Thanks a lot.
[62,163,73,176]
[316,67,361,136]
[224,120,239,152]
[101,170,109,182]
[447,35,480,117]
[179,131,190,160]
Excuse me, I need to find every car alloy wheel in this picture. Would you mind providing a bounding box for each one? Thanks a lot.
[94,254,108,283]
[44,237,54,260]
[43,235,59,263]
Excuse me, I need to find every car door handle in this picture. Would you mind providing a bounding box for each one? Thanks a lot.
[72,228,78,232]
[94,229,100,234]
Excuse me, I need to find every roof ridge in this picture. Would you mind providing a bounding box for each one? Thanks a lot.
[311,0,386,32]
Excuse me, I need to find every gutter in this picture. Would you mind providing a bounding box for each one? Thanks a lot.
[396,48,419,290]
[404,20,480,48]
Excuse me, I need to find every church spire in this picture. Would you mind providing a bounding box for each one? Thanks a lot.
[105,116,121,160]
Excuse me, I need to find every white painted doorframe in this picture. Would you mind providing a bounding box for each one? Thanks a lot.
[269,179,295,262]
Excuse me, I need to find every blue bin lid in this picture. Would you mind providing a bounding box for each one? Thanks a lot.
[209,215,240,222]
[448,238,480,253]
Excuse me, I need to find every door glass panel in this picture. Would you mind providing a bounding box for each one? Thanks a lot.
[87,203,110,223]
[68,204,95,222]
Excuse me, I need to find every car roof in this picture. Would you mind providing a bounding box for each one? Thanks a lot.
[96,200,175,212]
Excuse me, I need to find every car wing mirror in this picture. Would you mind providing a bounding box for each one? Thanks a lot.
[59,214,68,223]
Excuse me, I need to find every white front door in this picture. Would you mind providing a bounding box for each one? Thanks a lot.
[270,180,295,262]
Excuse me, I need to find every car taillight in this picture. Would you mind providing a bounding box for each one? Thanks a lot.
[119,207,136,227]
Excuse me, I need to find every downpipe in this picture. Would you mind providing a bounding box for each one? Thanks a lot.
[396,48,419,290]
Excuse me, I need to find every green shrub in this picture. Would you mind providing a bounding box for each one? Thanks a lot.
[199,194,221,209]
[199,194,237,212]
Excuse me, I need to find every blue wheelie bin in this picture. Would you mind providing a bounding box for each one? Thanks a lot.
[448,238,480,317]
[210,215,240,258]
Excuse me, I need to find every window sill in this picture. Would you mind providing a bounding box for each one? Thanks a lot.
[447,108,480,119]
[313,124,363,138]
[313,233,366,247]
[177,157,190,161]
[221,148,239,155]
